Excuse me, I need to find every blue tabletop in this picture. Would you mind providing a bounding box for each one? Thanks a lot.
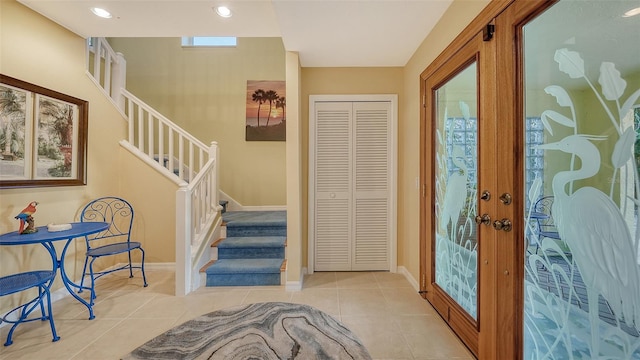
[0,222,109,245]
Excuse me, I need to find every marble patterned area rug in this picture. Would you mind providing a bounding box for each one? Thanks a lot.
[122,302,372,360]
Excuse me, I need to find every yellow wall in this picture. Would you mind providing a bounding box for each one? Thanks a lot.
[0,0,176,314]
[285,52,303,283]
[0,0,121,311]
[107,37,287,206]
[401,0,490,281]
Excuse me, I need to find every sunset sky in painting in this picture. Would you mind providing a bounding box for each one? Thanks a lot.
[245,80,286,125]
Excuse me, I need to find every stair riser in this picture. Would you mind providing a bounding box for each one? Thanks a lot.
[218,248,284,259]
[226,226,286,237]
[206,273,281,286]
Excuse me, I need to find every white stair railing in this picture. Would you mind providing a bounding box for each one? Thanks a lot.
[86,37,126,109]
[120,89,209,184]
[86,37,220,296]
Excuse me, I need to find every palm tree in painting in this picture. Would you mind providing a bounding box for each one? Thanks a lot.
[39,98,74,174]
[39,99,73,146]
[251,89,266,127]
[264,90,278,127]
[276,96,286,122]
[0,87,25,158]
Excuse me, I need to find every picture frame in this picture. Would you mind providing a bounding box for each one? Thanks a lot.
[245,80,286,141]
[0,74,88,188]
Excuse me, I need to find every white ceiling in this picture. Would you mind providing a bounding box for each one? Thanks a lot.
[17,0,454,67]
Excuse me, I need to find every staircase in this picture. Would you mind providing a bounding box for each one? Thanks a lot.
[205,211,287,286]
[86,37,221,295]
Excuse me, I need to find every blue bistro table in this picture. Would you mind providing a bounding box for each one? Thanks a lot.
[0,222,109,345]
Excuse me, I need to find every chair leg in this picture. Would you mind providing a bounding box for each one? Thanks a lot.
[37,286,47,321]
[41,285,60,342]
[88,257,98,305]
[78,255,90,294]
[127,251,134,278]
[140,248,148,287]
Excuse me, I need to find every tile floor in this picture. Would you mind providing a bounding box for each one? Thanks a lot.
[0,270,474,360]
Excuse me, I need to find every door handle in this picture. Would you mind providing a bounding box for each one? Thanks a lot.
[475,214,491,226]
[492,218,512,232]
[499,193,512,205]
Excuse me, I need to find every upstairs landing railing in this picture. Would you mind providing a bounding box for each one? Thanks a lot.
[86,37,220,295]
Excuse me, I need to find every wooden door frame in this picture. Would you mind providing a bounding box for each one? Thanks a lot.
[419,0,554,359]
[421,35,494,358]
[494,1,557,358]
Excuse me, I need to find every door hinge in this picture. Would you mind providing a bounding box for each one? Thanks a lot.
[422,184,426,197]
[483,23,495,41]
[421,273,427,288]
[422,94,426,108]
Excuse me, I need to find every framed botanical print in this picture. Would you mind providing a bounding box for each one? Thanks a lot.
[0,74,88,188]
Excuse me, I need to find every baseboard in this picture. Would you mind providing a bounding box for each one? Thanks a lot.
[242,205,287,211]
[397,266,420,292]
[285,267,304,291]
[218,190,286,212]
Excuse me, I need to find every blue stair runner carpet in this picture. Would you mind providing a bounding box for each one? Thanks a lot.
[206,211,286,286]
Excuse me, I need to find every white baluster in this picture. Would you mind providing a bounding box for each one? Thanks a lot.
[148,113,154,158]
[112,53,126,111]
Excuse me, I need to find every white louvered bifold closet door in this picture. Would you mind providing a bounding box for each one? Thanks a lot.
[352,102,391,270]
[314,102,353,271]
[311,100,392,272]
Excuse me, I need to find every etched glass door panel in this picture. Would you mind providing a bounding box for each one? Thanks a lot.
[522,1,640,358]
[435,62,478,320]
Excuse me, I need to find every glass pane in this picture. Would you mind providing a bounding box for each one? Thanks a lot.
[523,1,640,358]
[434,62,478,319]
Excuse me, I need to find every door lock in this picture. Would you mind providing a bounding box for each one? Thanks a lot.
[499,193,512,205]
[475,214,491,226]
[493,218,512,232]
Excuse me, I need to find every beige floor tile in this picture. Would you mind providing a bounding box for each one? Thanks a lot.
[242,289,293,304]
[72,318,176,360]
[174,290,249,323]
[341,315,414,359]
[0,318,121,360]
[88,292,156,319]
[339,288,390,316]
[397,315,474,359]
[290,288,340,317]
[374,272,415,288]
[382,287,437,316]
[303,271,337,288]
[128,295,190,319]
[336,272,379,288]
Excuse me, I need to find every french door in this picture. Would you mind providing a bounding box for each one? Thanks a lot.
[420,29,497,358]
[422,0,640,359]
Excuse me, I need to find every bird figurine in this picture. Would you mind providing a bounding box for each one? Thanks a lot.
[15,201,38,234]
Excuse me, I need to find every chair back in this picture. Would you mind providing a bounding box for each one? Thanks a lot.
[533,195,557,233]
[80,197,134,244]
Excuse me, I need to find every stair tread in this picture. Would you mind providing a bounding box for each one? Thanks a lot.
[218,236,286,248]
[205,259,284,274]
[222,211,286,227]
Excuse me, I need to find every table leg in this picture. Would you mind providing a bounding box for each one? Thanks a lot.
[57,239,95,320]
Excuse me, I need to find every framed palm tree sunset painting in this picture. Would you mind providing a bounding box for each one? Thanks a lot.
[246,80,286,141]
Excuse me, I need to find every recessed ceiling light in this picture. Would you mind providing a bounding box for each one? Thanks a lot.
[623,7,640,17]
[91,7,112,19]
[215,6,232,18]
